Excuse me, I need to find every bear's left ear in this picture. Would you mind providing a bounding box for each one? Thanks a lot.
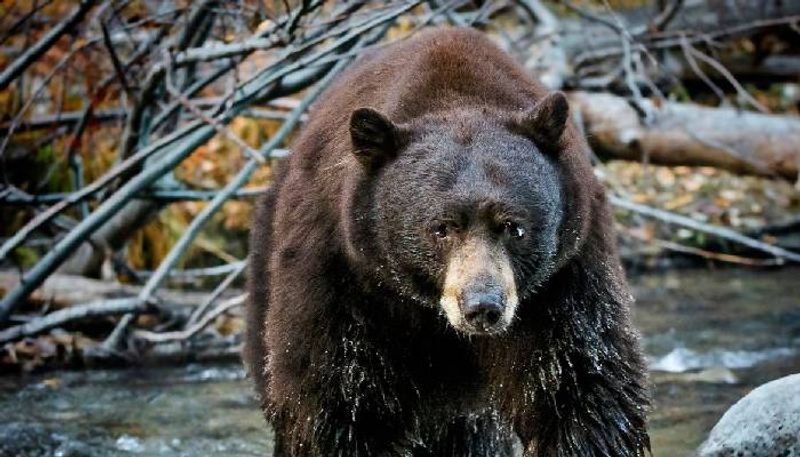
[349,107,407,170]
[511,91,569,151]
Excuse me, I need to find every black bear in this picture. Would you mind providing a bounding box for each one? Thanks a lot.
[244,27,650,456]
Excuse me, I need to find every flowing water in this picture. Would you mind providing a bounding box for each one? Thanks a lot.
[1,268,798,456]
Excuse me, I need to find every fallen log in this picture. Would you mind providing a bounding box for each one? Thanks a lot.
[569,91,800,181]
[0,272,209,310]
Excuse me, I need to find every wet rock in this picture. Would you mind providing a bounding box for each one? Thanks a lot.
[697,373,800,456]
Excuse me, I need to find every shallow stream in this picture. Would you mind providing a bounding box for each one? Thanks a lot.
[1,268,798,456]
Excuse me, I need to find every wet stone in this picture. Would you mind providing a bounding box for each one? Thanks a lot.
[697,374,800,457]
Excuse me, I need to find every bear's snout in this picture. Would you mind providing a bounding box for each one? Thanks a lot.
[461,288,505,331]
[440,237,518,335]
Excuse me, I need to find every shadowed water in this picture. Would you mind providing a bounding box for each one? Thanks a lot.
[0,268,798,456]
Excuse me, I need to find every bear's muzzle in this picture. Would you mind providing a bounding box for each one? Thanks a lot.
[440,237,518,335]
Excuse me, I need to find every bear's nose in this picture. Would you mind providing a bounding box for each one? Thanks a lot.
[462,291,504,329]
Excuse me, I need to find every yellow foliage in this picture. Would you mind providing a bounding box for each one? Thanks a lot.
[81,127,121,184]
[215,315,244,337]
[222,201,252,231]
[128,218,173,270]
[386,16,416,42]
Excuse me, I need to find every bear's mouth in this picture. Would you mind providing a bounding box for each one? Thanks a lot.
[439,238,518,335]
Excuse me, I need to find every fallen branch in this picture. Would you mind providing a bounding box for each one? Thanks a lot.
[0,186,271,205]
[164,72,266,164]
[134,294,245,344]
[609,195,800,264]
[0,297,149,344]
[174,37,286,66]
[80,340,242,367]
[187,262,247,325]
[620,226,784,267]
[0,120,204,264]
[568,2,800,66]
[101,25,384,349]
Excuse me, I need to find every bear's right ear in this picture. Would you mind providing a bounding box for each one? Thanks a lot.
[349,107,407,170]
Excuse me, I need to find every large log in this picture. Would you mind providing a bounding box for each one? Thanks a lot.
[569,91,800,181]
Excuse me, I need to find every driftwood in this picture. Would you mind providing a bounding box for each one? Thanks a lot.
[570,91,800,181]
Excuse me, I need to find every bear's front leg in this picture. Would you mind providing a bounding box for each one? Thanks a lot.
[268,321,420,457]
[509,348,649,457]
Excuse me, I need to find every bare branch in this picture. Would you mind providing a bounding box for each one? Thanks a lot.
[187,262,247,325]
[575,15,800,67]
[679,34,726,102]
[649,0,683,32]
[0,120,205,264]
[173,37,286,66]
[682,42,770,113]
[164,72,265,164]
[0,185,273,206]
[100,21,133,100]
[0,36,101,161]
[101,14,404,347]
[0,0,56,45]
[0,0,98,91]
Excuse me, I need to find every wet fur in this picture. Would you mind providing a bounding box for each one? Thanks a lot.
[245,28,649,456]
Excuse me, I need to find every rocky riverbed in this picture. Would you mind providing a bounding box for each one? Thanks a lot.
[1,267,798,456]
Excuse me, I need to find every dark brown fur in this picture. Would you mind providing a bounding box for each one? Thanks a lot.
[245,28,649,456]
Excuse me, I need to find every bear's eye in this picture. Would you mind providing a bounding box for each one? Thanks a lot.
[433,223,449,239]
[503,221,525,239]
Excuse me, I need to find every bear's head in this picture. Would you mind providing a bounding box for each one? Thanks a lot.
[347,93,570,335]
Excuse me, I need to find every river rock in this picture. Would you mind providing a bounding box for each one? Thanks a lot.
[697,373,800,456]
